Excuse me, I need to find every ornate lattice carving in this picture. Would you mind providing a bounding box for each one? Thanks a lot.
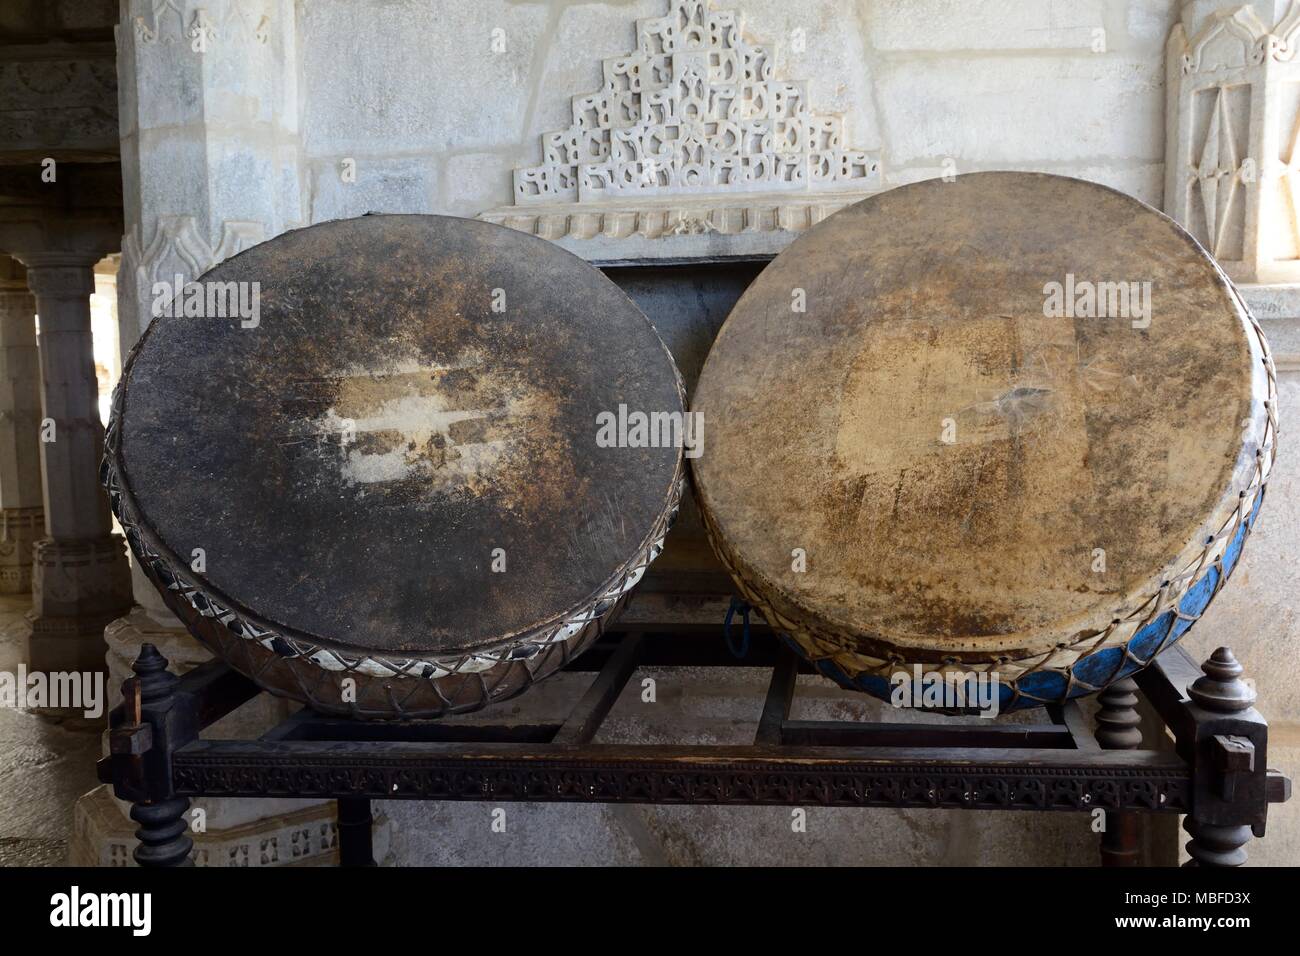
[482,0,882,256]
[513,0,879,206]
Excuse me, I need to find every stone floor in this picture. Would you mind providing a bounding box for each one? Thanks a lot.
[0,593,102,866]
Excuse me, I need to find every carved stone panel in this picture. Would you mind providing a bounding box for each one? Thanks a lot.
[480,0,883,262]
[1166,1,1300,285]
[0,57,118,162]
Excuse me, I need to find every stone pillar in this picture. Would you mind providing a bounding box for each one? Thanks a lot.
[67,0,391,868]
[1165,1,1300,343]
[116,0,302,363]
[1166,1,1300,283]
[108,0,304,677]
[0,256,44,594]
[18,252,132,673]
[108,0,305,664]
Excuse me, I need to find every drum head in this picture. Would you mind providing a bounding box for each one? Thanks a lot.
[107,214,684,717]
[692,172,1274,707]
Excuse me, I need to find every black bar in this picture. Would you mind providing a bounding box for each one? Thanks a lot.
[264,711,562,744]
[174,658,261,730]
[755,648,797,744]
[1054,700,1101,750]
[552,632,644,745]
[171,739,1193,812]
[566,629,794,671]
[1136,644,1201,746]
[780,721,1077,749]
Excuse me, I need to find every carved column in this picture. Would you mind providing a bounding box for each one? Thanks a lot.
[110,0,305,674]
[115,0,300,366]
[0,256,43,594]
[16,251,132,672]
[1096,678,1144,866]
[1167,1,1300,281]
[1166,1,1300,367]
[69,0,390,868]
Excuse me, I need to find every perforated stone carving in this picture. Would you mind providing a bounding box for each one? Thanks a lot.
[514,0,877,204]
[481,0,883,260]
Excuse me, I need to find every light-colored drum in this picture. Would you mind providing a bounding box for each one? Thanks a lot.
[691,172,1276,710]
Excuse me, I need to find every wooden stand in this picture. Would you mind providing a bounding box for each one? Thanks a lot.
[98,629,1291,868]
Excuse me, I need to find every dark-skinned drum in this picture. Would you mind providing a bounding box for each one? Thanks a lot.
[104,215,685,718]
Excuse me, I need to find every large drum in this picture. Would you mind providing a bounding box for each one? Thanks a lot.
[692,172,1276,711]
[104,215,685,718]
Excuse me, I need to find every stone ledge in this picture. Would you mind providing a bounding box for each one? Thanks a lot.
[1240,284,1300,370]
[478,190,879,264]
[70,784,394,867]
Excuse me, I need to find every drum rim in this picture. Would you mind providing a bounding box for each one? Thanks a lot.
[691,172,1278,682]
[104,213,687,692]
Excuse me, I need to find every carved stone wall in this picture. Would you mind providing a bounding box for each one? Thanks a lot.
[70,0,321,869]
[1165,1,1300,285]
[295,0,1175,263]
[478,0,881,259]
[0,2,118,163]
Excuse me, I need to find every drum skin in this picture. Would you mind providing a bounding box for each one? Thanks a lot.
[691,172,1277,710]
[103,214,684,718]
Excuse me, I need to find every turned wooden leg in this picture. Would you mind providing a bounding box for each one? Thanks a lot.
[1096,677,1142,749]
[1183,819,1251,867]
[128,644,194,866]
[1184,648,1256,868]
[131,796,194,867]
[1097,677,1142,867]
